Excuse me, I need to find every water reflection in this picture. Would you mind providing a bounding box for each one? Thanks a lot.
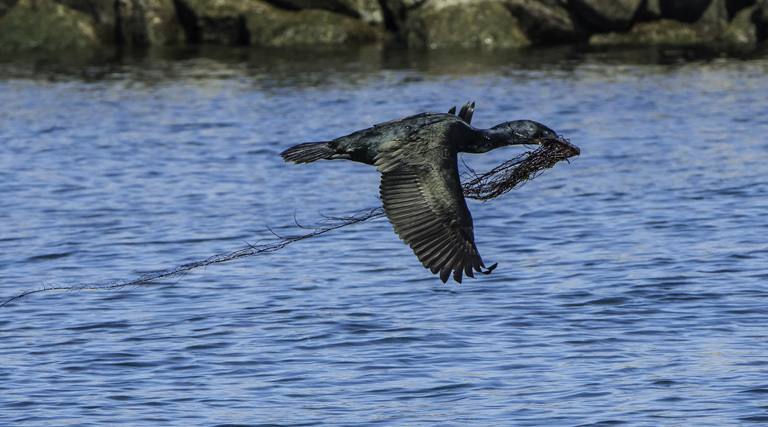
[3,42,768,85]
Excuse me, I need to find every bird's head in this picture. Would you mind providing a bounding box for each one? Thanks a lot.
[489,120,562,146]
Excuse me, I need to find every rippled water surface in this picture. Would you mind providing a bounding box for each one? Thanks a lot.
[2,45,768,426]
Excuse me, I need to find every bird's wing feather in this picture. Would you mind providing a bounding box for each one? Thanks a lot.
[375,134,487,283]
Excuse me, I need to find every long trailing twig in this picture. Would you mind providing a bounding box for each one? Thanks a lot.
[0,207,386,308]
[1,138,578,308]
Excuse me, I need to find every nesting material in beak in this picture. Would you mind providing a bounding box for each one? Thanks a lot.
[462,136,580,201]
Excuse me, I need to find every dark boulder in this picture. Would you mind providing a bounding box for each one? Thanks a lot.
[757,0,768,40]
[659,0,713,23]
[570,0,643,32]
[378,0,423,32]
[726,0,756,19]
[0,0,19,20]
[503,0,588,44]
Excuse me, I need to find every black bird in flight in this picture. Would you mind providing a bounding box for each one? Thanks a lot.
[281,103,569,283]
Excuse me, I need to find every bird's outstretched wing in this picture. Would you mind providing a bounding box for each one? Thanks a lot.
[374,135,493,283]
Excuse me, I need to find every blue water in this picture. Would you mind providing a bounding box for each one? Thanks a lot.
[1,45,768,426]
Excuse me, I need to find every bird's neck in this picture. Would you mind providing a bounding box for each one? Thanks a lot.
[457,128,509,154]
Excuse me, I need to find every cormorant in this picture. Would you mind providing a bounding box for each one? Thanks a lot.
[280,103,568,283]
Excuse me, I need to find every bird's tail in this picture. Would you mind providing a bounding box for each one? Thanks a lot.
[280,142,335,164]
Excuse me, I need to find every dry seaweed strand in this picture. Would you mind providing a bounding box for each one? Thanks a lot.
[0,208,386,308]
[1,139,577,307]
[462,136,580,201]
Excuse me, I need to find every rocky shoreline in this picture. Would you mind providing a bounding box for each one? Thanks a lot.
[0,0,767,54]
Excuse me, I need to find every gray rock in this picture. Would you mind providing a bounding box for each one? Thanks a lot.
[175,0,382,46]
[248,8,384,46]
[263,0,384,25]
[403,0,530,49]
[1,0,764,52]
[0,0,101,52]
[691,0,729,34]
[117,0,185,45]
[589,18,708,45]
[720,4,758,43]
[52,0,184,45]
[342,0,385,25]
[54,0,118,43]
[641,0,662,20]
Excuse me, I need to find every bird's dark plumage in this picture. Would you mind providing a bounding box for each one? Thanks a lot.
[280,102,562,283]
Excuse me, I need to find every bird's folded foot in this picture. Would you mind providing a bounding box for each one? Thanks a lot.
[481,263,498,275]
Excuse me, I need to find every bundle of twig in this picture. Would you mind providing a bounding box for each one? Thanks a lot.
[462,136,580,201]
